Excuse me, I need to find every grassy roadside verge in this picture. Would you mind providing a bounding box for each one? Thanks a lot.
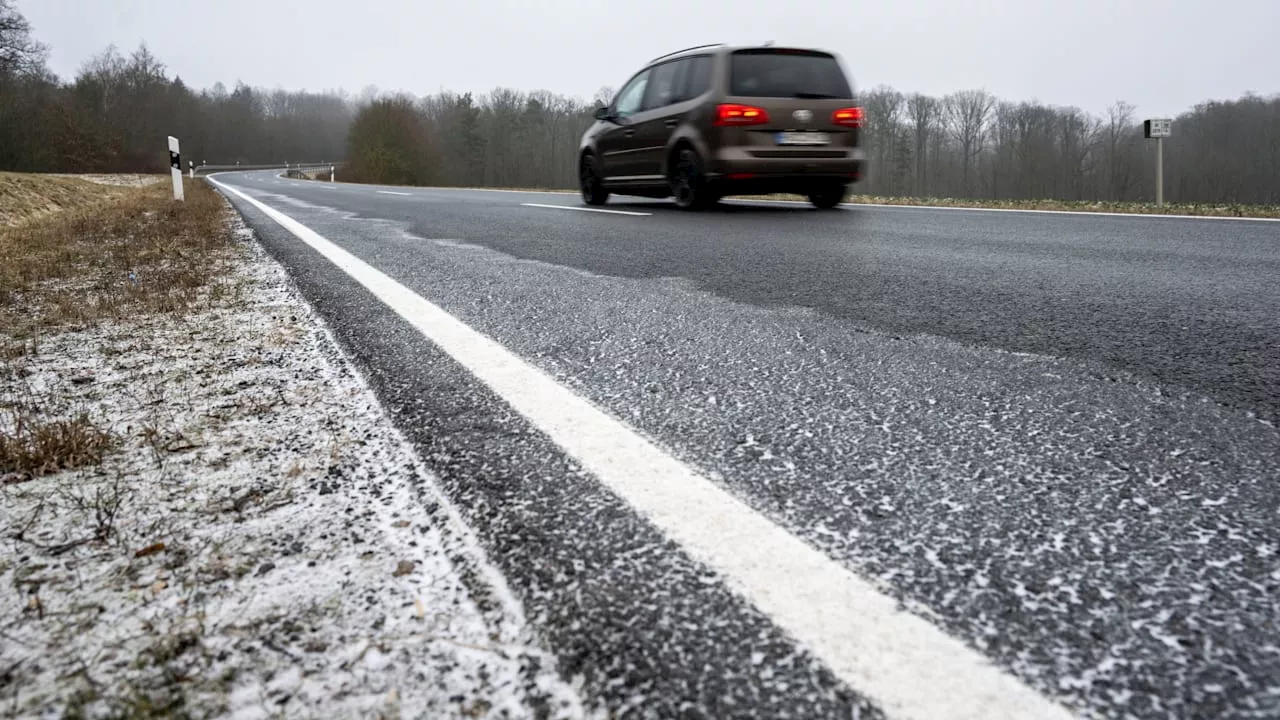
[291,174,1280,218]
[0,174,585,717]
[0,172,139,228]
[1,178,240,482]
[0,177,248,712]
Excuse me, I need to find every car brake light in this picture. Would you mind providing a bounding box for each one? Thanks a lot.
[715,103,770,126]
[833,107,865,127]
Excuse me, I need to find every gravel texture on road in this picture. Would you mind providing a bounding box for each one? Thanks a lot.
[213,172,1280,719]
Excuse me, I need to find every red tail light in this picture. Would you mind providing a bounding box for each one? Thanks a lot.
[833,107,865,128]
[715,103,770,126]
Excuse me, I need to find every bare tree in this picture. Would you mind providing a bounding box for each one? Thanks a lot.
[944,89,995,197]
[861,86,904,194]
[907,93,940,195]
[0,0,46,77]
[1055,107,1100,200]
[4,9,1280,205]
[1102,101,1136,200]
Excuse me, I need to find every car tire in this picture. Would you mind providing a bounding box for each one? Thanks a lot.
[808,185,847,210]
[671,148,712,210]
[580,154,610,206]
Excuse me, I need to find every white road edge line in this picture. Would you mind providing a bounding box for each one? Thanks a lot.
[726,198,1280,223]
[521,202,651,217]
[208,174,1074,720]
[858,201,1280,222]
[376,190,413,196]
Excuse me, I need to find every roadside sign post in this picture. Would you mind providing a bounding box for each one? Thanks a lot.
[1143,118,1171,207]
[168,136,184,202]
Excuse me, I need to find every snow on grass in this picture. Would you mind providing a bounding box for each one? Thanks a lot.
[0,173,134,228]
[47,173,168,188]
[0,218,590,718]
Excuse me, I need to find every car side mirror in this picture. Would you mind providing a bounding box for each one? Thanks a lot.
[594,106,611,121]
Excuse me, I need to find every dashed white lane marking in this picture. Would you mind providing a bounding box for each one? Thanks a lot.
[209,174,1076,720]
[356,184,1277,224]
[232,173,1280,224]
[521,202,651,217]
[376,190,413,196]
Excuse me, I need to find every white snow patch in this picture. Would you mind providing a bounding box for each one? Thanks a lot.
[0,216,589,718]
[47,173,168,187]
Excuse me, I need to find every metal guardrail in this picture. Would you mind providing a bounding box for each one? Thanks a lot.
[281,165,339,179]
[195,162,346,177]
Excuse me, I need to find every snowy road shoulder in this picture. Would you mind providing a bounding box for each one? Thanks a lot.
[0,218,587,718]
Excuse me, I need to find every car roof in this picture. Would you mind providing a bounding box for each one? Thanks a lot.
[645,43,839,68]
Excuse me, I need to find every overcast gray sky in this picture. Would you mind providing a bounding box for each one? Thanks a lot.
[22,0,1280,118]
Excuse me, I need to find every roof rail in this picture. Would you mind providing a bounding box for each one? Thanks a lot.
[648,43,725,65]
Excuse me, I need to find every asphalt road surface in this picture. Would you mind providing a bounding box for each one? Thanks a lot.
[212,171,1280,720]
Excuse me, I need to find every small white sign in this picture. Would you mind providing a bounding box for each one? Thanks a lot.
[1146,118,1172,138]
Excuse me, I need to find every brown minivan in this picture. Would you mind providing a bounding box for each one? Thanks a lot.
[579,43,865,210]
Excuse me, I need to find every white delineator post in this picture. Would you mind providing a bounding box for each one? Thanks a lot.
[330,165,335,182]
[168,135,184,202]
[188,160,194,179]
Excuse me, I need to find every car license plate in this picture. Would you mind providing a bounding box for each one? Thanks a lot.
[775,131,830,146]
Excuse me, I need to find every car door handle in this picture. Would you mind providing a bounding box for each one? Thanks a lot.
[664,118,679,128]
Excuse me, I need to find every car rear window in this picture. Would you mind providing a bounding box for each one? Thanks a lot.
[729,50,853,99]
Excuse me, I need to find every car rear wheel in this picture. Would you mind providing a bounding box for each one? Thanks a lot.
[580,154,609,206]
[671,148,713,210]
[807,185,847,210]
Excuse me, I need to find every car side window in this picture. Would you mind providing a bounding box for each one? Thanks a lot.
[641,60,686,111]
[677,56,713,102]
[614,70,650,118]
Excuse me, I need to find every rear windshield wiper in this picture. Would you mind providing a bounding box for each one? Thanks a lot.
[792,92,839,99]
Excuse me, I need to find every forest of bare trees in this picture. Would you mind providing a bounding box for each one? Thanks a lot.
[0,2,351,173]
[3,0,1278,204]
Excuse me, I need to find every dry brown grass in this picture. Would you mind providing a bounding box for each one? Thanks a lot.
[0,172,138,228]
[1,176,239,483]
[0,403,114,482]
[0,177,237,339]
[844,194,1280,218]
[730,192,1280,217]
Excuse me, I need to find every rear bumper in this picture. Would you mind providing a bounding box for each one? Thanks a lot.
[705,175,859,197]
[706,153,863,195]
[708,146,865,186]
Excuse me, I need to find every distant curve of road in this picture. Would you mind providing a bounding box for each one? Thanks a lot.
[212,170,1280,720]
